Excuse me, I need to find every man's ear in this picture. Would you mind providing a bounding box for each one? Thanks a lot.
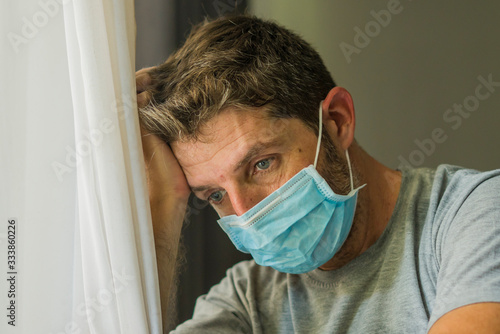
[321,87,356,151]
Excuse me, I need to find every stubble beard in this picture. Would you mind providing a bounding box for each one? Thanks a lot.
[316,133,367,271]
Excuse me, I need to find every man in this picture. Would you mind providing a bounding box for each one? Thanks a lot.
[137,15,500,333]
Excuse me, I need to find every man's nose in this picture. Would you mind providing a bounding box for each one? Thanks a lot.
[226,184,268,217]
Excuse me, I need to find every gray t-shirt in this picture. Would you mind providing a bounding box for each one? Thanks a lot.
[172,165,500,333]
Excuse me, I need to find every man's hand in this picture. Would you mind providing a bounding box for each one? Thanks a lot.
[136,66,154,109]
[140,124,190,208]
[137,66,190,204]
[136,67,189,329]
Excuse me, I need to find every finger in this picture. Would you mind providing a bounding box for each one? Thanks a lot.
[137,91,152,108]
[136,73,152,94]
[136,66,155,74]
[136,66,155,93]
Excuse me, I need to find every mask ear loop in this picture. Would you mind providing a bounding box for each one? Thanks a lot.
[346,149,354,192]
[313,101,323,169]
[314,101,354,193]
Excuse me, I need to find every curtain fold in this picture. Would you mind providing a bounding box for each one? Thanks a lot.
[1,0,161,333]
[63,0,161,333]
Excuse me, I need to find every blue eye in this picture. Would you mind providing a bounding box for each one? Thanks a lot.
[208,190,225,203]
[255,158,272,171]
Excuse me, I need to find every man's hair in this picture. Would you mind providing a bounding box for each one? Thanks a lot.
[139,15,336,143]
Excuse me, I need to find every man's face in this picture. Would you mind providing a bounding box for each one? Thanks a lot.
[171,107,320,217]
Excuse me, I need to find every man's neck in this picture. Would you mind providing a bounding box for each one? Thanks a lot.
[355,145,402,254]
[319,143,402,271]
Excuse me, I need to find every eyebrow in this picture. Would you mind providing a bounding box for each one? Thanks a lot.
[189,139,284,194]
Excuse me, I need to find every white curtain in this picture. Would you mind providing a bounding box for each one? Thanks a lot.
[1,1,161,333]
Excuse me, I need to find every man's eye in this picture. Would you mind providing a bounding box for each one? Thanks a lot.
[255,158,273,171]
[208,190,226,203]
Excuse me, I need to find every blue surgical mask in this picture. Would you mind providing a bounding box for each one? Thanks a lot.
[217,102,366,274]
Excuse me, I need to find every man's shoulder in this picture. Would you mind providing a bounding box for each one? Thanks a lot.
[395,163,500,247]
[417,164,500,329]
[428,164,500,216]
[416,163,500,266]
[433,163,500,188]
[401,163,500,210]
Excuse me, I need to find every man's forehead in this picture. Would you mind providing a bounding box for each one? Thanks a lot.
[199,107,289,141]
[171,108,292,166]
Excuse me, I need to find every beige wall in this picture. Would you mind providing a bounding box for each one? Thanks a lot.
[249,0,500,171]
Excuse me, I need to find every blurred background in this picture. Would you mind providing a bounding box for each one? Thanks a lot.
[135,0,500,330]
